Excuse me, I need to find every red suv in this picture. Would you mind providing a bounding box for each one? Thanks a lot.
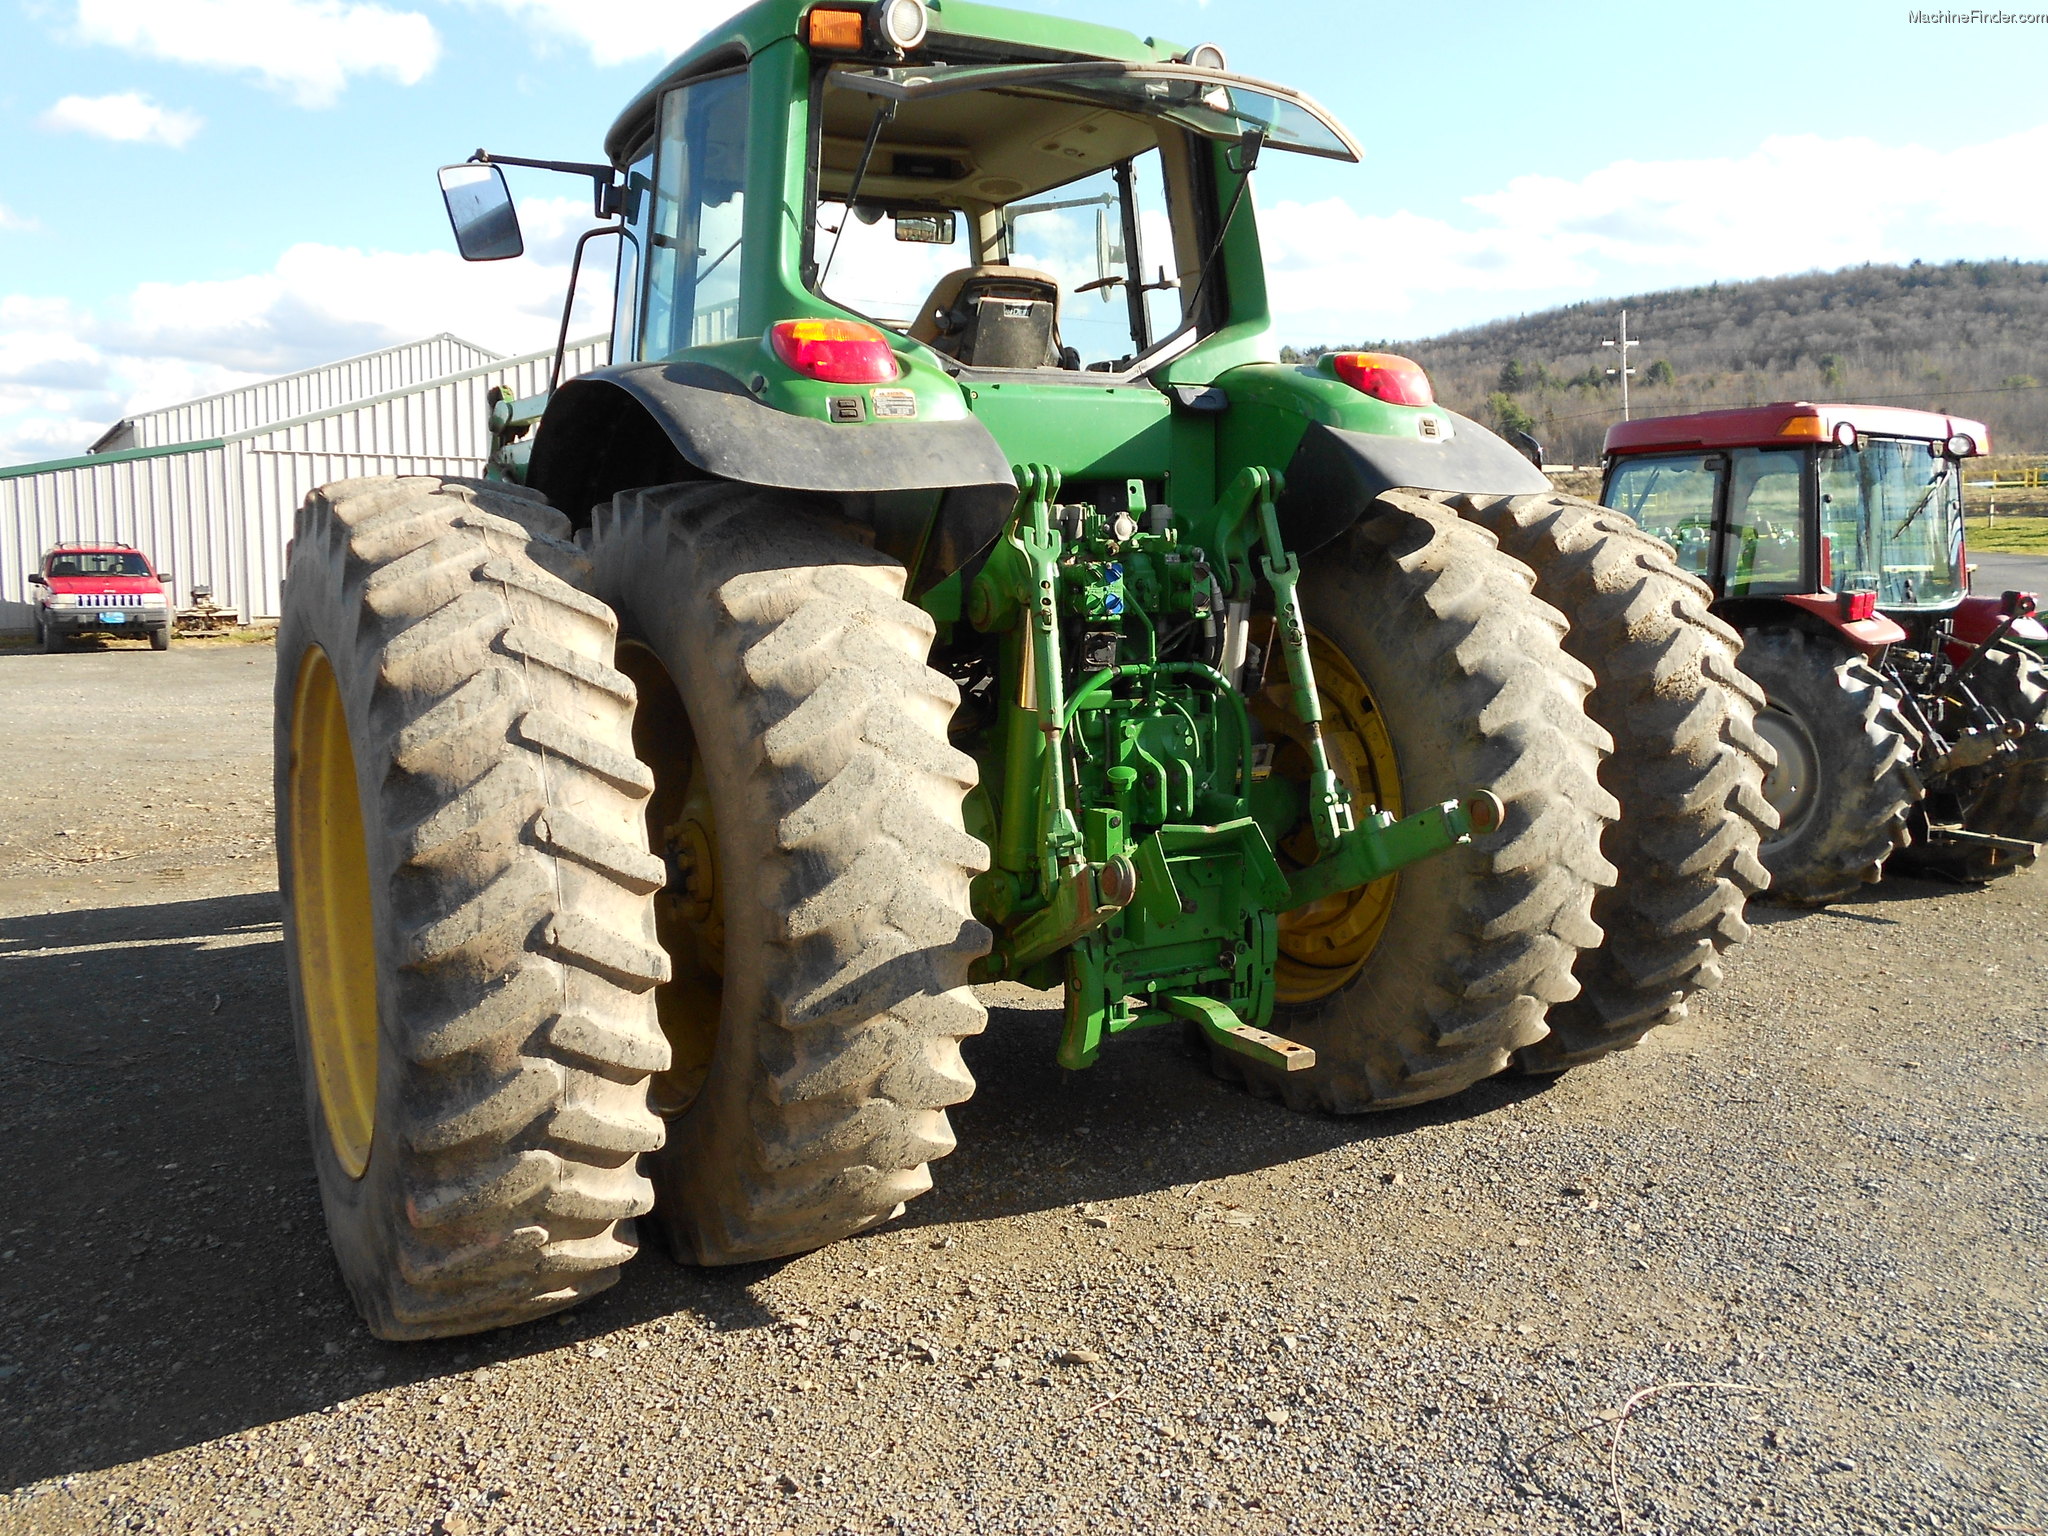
[28,543,174,652]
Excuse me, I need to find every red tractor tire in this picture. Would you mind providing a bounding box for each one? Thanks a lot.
[1738,627,1923,905]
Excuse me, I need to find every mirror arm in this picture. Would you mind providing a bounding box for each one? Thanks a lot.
[550,227,626,396]
[470,149,623,218]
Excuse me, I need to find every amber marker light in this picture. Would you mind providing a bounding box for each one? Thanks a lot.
[1775,413,1828,440]
[770,317,901,384]
[807,6,866,50]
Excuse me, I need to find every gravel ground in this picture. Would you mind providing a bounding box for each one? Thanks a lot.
[1,642,2044,1536]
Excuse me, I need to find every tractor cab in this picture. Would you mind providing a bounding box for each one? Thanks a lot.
[1600,403,2048,902]
[806,58,1355,376]
[1601,403,1986,623]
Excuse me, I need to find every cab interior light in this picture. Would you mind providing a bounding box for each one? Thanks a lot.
[770,317,900,384]
[1324,351,1434,407]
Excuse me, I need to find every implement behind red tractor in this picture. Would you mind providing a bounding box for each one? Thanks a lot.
[1603,402,2048,902]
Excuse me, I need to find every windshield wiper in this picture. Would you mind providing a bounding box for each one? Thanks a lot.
[1177,127,1266,338]
[1625,464,1664,520]
[1889,464,1950,542]
[819,101,895,290]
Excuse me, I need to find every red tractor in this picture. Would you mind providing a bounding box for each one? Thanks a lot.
[1602,402,2048,903]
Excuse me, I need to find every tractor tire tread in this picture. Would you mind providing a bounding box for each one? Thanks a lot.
[277,474,668,1340]
[1444,492,1774,1072]
[1228,493,1616,1111]
[1739,627,1922,905]
[584,484,988,1266]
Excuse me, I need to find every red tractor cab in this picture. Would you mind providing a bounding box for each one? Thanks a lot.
[1603,403,2048,900]
[27,542,175,652]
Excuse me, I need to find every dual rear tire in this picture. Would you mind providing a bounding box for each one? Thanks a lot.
[278,476,984,1336]
[1223,489,1774,1102]
[279,477,1778,1335]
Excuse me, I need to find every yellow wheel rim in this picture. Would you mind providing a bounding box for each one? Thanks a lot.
[288,646,381,1179]
[1255,627,1403,1005]
[618,644,724,1116]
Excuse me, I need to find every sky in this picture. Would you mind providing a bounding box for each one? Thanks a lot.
[1,0,2046,465]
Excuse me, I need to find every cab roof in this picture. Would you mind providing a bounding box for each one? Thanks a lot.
[605,0,1182,163]
[1605,402,1991,457]
[45,542,144,555]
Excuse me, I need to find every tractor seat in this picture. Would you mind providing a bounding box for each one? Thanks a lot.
[909,265,1065,369]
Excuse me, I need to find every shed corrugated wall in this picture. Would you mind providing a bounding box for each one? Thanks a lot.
[97,334,504,451]
[2,336,608,632]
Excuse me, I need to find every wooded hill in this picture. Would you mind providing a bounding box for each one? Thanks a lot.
[1290,259,2048,466]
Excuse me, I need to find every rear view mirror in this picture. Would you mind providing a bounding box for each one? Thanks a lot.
[894,211,956,245]
[438,163,524,262]
[1092,206,1126,303]
[27,573,45,586]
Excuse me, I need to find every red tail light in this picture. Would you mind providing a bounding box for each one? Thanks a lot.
[1324,351,1434,407]
[1840,591,1878,622]
[770,318,899,384]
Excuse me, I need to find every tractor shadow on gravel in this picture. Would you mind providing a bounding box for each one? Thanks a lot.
[0,890,782,1488]
[1741,871,1951,929]
[889,987,1566,1231]
[0,889,1553,1487]
[9,882,1960,1488]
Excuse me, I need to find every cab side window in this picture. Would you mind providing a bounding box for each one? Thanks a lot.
[641,71,750,358]
[611,146,654,365]
[1605,454,1719,582]
[1722,447,1806,597]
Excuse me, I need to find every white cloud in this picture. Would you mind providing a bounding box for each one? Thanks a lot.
[39,92,203,147]
[464,0,749,67]
[0,198,608,465]
[1262,125,2048,342]
[10,121,2048,464]
[73,0,440,108]
[0,204,38,231]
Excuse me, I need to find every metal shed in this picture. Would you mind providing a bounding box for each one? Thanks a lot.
[86,334,505,454]
[1,334,608,633]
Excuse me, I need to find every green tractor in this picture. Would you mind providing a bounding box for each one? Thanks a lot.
[275,0,1773,1338]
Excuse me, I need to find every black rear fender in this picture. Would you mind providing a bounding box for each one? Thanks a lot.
[527,363,1017,590]
[1275,415,1554,556]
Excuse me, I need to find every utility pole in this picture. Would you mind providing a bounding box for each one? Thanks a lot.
[1603,308,1639,421]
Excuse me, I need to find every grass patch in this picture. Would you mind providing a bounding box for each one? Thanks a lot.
[1965,516,2048,555]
